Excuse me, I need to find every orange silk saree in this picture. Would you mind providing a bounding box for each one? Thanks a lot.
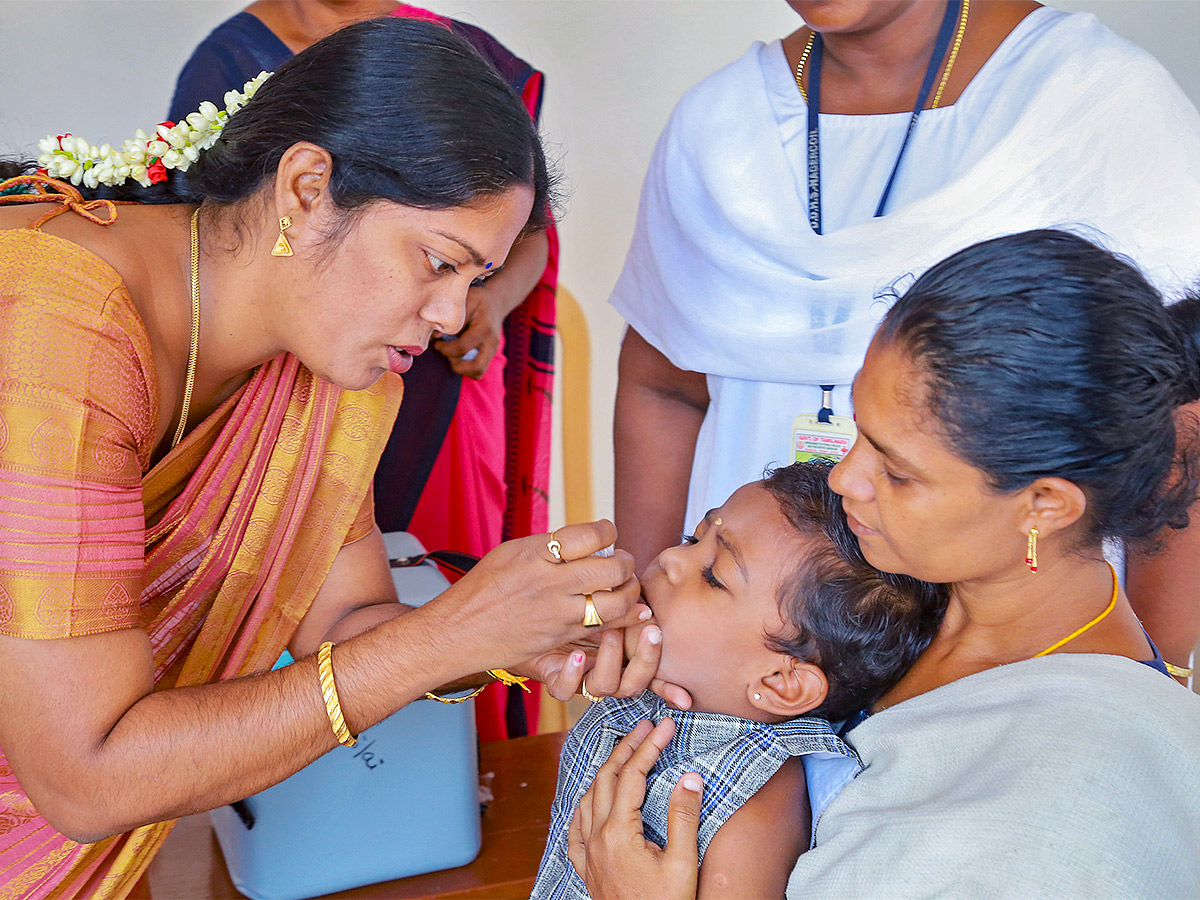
[0,222,403,899]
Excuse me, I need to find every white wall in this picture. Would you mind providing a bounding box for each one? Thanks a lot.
[3,1,1199,529]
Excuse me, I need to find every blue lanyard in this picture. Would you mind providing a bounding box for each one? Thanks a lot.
[818,385,836,423]
[805,0,962,235]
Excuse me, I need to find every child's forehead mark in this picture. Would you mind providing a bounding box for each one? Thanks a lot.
[703,508,750,582]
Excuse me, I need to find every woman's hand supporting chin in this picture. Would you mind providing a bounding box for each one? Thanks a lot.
[567,719,703,900]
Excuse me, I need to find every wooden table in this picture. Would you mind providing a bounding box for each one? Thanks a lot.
[147,732,568,900]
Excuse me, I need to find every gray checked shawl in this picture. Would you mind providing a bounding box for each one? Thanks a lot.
[530,690,859,900]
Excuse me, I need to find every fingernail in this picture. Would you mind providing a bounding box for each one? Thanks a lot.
[680,773,702,792]
[570,652,584,666]
[646,627,662,645]
[638,606,653,621]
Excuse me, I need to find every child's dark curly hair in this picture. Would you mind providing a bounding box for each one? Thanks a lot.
[763,461,948,721]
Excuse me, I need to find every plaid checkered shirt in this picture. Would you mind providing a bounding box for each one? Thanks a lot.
[530,690,860,900]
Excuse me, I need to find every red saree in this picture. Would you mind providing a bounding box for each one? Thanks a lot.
[391,4,559,741]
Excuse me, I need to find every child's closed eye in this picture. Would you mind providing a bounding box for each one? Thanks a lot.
[682,534,724,589]
[702,563,725,590]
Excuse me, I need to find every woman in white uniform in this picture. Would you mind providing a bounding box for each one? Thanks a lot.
[612,0,1200,675]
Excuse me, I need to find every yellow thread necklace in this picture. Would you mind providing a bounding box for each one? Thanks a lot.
[1033,562,1118,658]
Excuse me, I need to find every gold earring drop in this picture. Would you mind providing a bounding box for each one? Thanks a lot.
[1026,528,1039,573]
[271,215,294,257]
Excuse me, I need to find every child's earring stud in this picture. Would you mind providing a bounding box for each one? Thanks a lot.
[714,517,722,526]
[753,692,762,701]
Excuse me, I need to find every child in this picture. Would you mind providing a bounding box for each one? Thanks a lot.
[531,461,946,899]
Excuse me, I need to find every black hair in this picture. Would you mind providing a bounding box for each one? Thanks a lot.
[1,17,552,229]
[763,461,948,721]
[877,228,1200,548]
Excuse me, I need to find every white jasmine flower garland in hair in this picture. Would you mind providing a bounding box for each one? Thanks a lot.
[36,71,272,190]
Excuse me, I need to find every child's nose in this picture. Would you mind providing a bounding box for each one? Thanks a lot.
[657,545,684,584]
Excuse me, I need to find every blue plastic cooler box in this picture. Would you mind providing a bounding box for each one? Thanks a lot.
[209,532,481,900]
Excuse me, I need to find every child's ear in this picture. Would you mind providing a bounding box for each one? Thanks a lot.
[749,657,828,719]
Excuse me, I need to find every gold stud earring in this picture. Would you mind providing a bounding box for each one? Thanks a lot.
[1026,527,1039,573]
[714,517,723,526]
[271,215,294,257]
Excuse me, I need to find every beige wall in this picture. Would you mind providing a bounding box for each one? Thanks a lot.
[3,1,1199,533]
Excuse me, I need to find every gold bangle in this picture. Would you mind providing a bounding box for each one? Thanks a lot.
[424,668,532,704]
[317,641,358,747]
[1165,661,1193,679]
[424,684,487,704]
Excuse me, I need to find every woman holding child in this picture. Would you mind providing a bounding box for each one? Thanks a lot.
[573,230,1200,896]
[0,19,665,899]
[611,0,1200,680]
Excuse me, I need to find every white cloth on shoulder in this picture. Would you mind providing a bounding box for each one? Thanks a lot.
[786,654,1200,899]
[609,7,1200,531]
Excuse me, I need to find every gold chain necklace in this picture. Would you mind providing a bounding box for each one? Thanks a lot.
[171,208,201,448]
[794,0,970,109]
[1033,562,1119,658]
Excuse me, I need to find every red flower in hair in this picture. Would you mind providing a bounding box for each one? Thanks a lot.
[146,161,168,184]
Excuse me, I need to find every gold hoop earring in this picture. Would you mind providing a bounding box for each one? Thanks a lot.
[1026,528,1039,573]
[271,215,294,257]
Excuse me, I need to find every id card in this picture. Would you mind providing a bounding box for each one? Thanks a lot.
[792,413,857,463]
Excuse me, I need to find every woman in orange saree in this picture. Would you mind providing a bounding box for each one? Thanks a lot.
[167,0,561,743]
[0,228,400,895]
[0,18,665,900]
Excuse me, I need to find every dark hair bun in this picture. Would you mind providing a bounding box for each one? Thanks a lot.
[1169,289,1200,405]
[878,229,1200,547]
[3,17,551,226]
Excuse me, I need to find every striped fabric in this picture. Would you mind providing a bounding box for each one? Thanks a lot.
[531,691,859,900]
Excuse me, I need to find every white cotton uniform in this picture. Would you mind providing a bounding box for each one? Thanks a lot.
[609,7,1200,535]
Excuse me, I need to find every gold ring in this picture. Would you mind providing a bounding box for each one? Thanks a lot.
[547,531,563,562]
[581,678,602,703]
[582,594,603,628]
